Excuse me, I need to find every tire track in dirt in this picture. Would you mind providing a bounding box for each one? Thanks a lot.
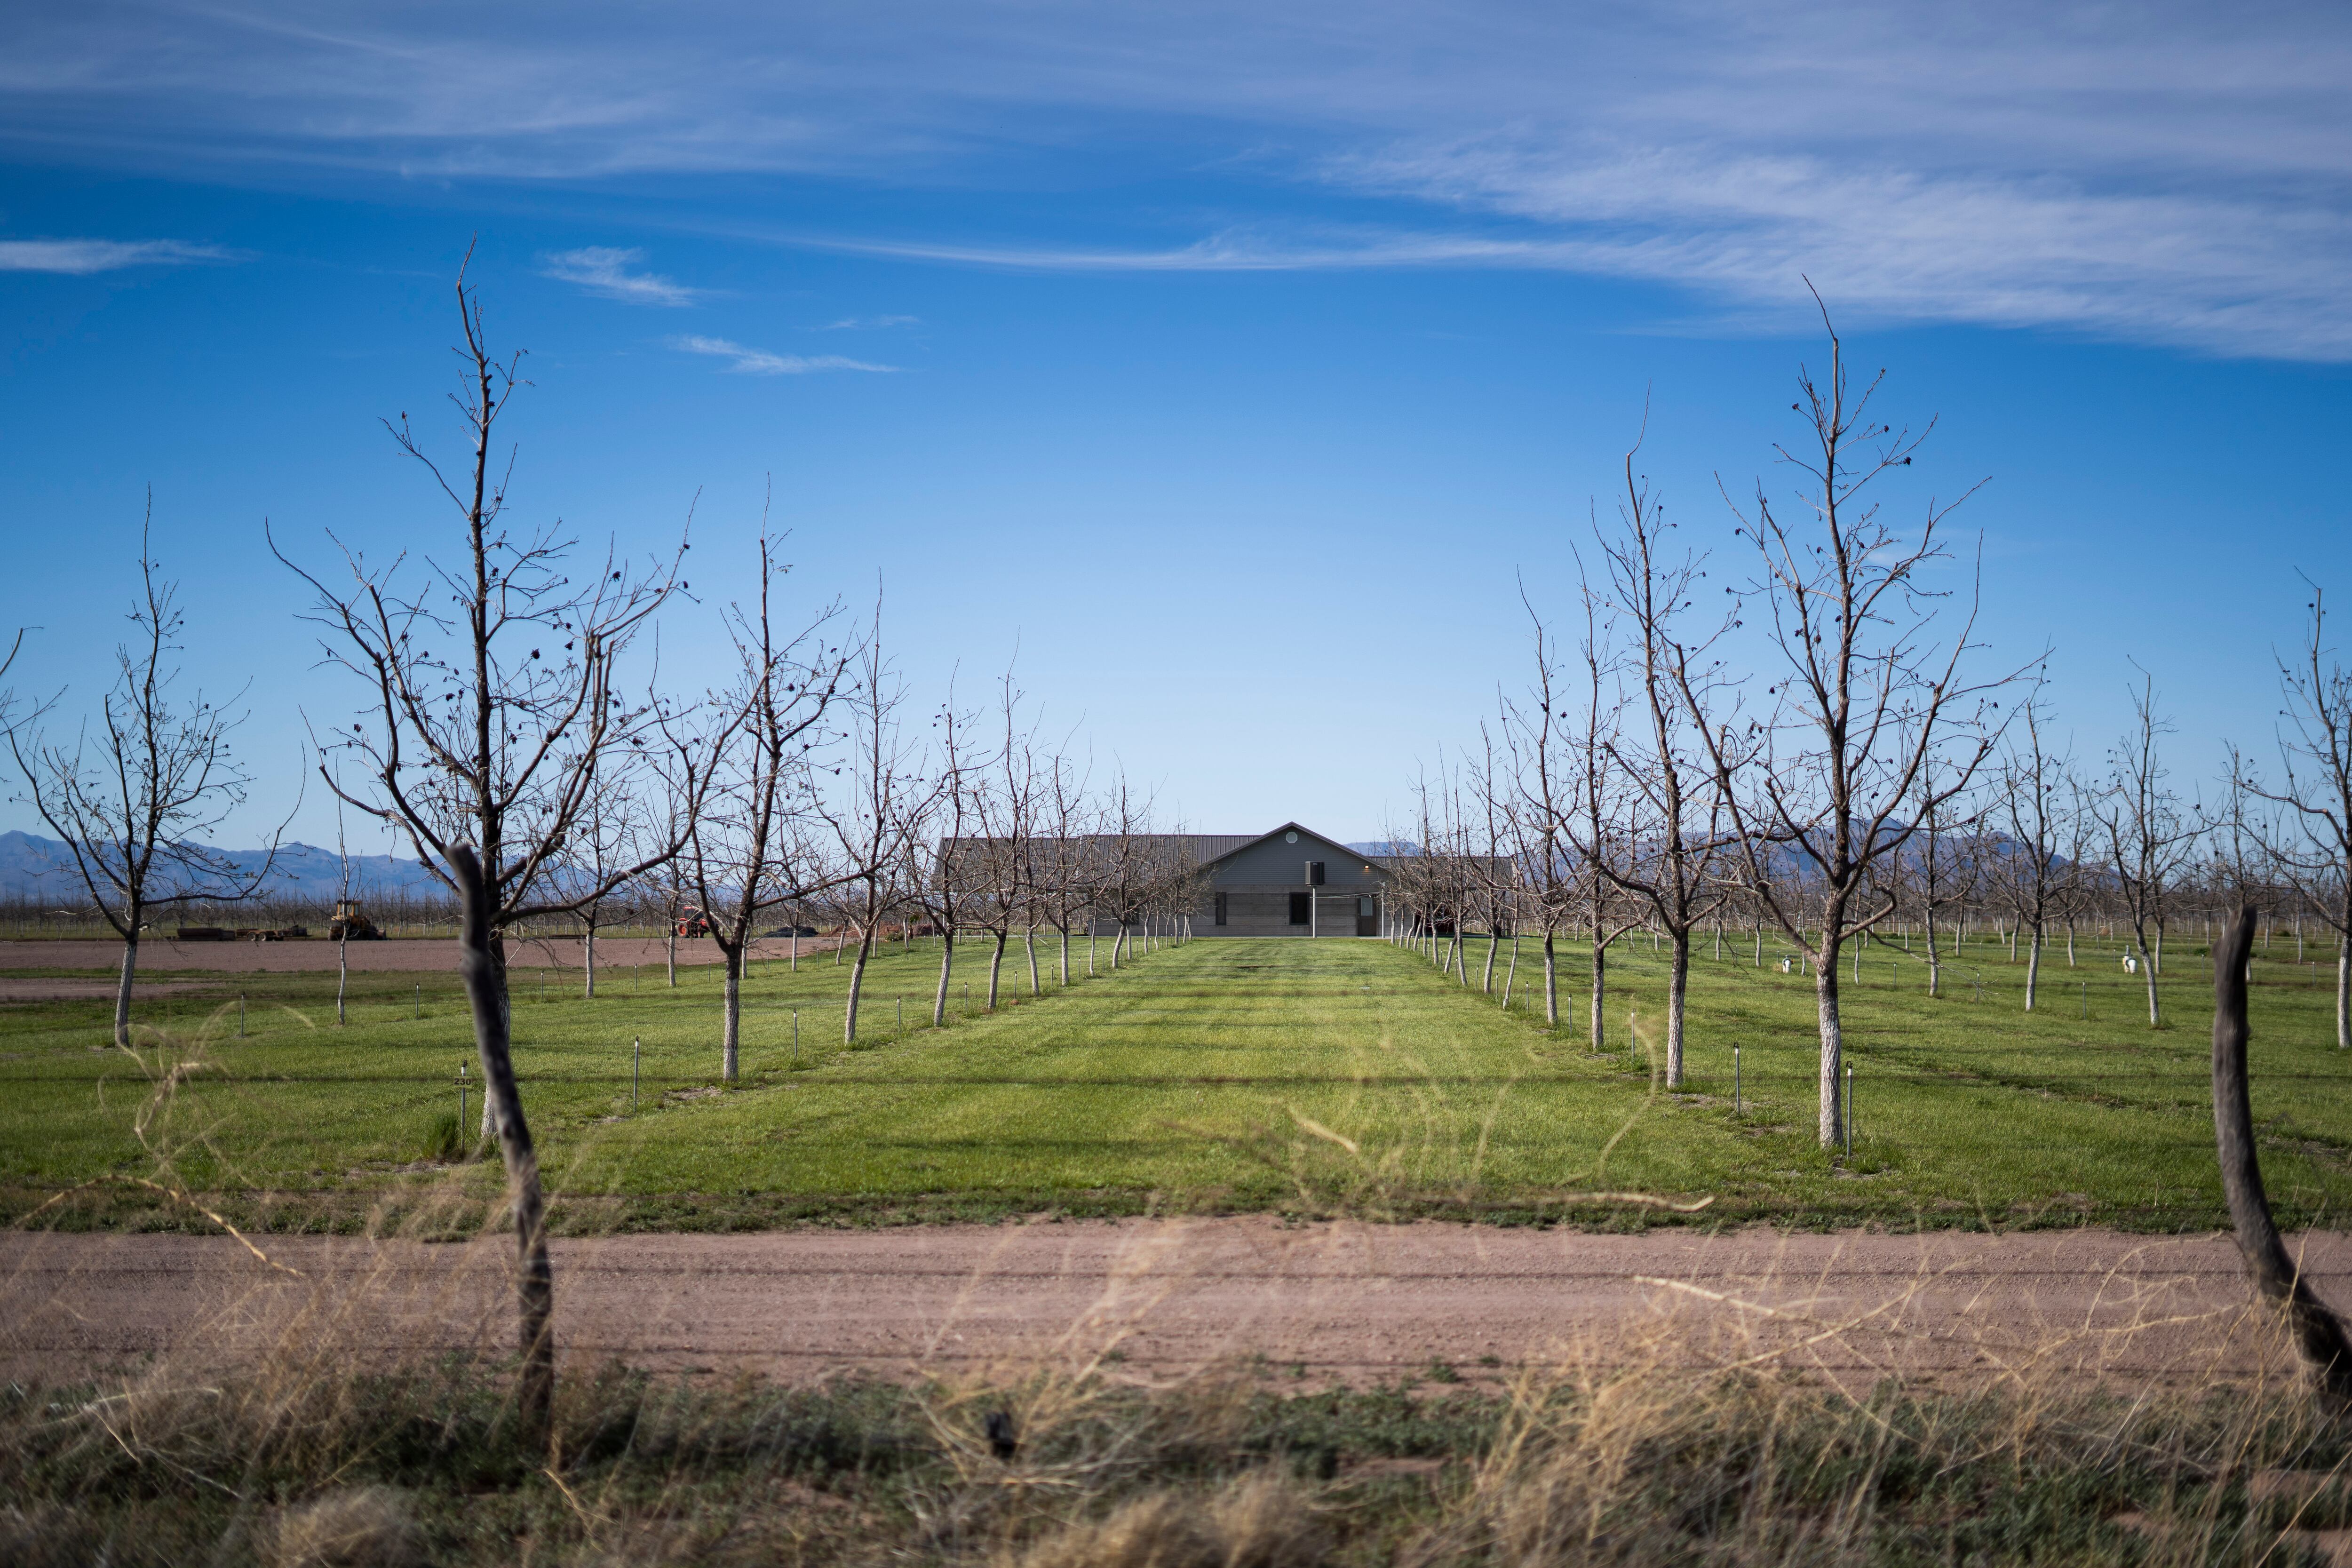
[3,1219,2337,1389]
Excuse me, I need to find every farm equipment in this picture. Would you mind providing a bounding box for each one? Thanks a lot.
[675,908,714,938]
[329,900,387,941]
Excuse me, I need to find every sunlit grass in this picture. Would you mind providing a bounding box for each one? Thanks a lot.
[3,928,2349,1228]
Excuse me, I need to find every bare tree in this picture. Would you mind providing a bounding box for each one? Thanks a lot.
[1497,616,1579,1027]
[1995,685,2070,1012]
[275,263,692,1441]
[1898,760,1973,999]
[1554,578,1645,1052]
[2239,583,2352,1048]
[1032,746,1093,986]
[1698,309,2007,1147]
[1592,432,1735,1085]
[667,533,847,1079]
[913,683,983,1024]
[816,616,929,1043]
[554,756,650,1001]
[9,504,288,1046]
[2098,670,2200,1027]
[965,673,1039,1010]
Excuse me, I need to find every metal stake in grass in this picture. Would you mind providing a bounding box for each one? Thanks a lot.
[791,1008,800,1064]
[457,1059,468,1134]
[1734,1044,1742,1115]
[632,1036,640,1109]
[414,981,421,1021]
[238,993,245,1037]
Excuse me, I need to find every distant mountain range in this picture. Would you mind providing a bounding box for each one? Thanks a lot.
[0,830,451,905]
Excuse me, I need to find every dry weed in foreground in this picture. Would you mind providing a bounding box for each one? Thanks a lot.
[13,1238,2352,1567]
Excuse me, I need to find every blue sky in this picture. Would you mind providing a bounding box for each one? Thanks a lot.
[3,0,2349,849]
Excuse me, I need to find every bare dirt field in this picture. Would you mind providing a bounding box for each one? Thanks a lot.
[0,934,844,974]
[2,1220,2334,1391]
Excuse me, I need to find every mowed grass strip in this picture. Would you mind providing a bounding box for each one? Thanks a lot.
[3,930,2351,1228]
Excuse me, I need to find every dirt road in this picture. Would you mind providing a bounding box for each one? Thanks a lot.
[1,1221,2333,1390]
[0,934,845,975]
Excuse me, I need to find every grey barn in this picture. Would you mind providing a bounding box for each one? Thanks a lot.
[934,821,1397,937]
[1184,822,1391,937]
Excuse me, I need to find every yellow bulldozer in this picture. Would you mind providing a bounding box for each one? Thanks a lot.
[328,899,387,940]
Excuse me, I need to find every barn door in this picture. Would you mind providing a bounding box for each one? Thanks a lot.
[1356,896,1377,938]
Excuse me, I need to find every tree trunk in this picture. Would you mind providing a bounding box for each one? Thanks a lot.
[1502,935,1518,1008]
[1815,941,1844,1149]
[1589,941,1606,1051]
[666,922,677,987]
[987,931,1007,1009]
[1666,928,1689,1088]
[1481,931,1498,994]
[449,846,552,1445]
[1925,909,1941,998]
[845,923,875,1042]
[722,944,743,1082]
[583,922,596,999]
[2024,923,2041,1012]
[2211,903,2352,1401]
[1059,928,1071,986]
[1542,932,1558,1026]
[932,931,956,1026]
[114,931,139,1048]
[336,933,349,1027]
[2138,932,2161,1026]
[2066,920,2077,967]
[2338,931,2349,1051]
[1026,928,1040,996]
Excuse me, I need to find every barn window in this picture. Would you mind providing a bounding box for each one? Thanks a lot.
[1289,892,1311,925]
[1214,891,1228,926]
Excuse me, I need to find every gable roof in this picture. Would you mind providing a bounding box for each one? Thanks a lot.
[1196,822,1386,877]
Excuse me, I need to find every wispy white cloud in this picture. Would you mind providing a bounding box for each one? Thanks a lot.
[821,314,919,329]
[0,238,232,273]
[10,2,2352,357]
[540,246,699,305]
[669,334,896,375]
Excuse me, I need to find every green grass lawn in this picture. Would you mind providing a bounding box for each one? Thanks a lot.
[4,927,2351,1231]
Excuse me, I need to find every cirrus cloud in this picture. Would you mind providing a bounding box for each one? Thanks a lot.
[540,246,700,304]
[0,237,233,273]
[669,334,896,374]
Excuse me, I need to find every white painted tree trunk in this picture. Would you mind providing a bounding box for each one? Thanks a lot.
[1666,930,1689,1088]
[932,932,956,1026]
[723,949,742,1082]
[113,934,138,1048]
[1816,955,1844,1148]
